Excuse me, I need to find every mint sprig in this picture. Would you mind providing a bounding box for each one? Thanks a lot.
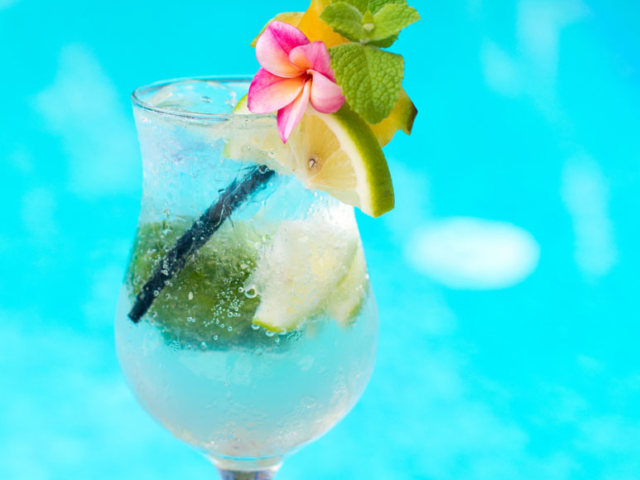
[321,0,420,125]
[368,0,407,14]
[330,44,404,125]
[321,0,419,47]
[368,4,420,43]
[320,2,369,42]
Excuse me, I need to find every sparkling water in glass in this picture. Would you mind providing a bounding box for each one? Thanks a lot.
[115,78,379,479]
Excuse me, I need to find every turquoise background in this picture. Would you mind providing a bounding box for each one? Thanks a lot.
[2,0,639,478]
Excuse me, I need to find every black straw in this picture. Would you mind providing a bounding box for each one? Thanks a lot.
[128,166,275,323]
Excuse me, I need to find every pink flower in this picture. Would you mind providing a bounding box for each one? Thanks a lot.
[248,21,345,143]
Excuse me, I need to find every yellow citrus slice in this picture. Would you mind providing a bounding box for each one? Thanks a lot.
[226,97,394,217]
[250,12,305,47]
[370,88,418,147]
[297,0,350,47]
[289,106,394,218]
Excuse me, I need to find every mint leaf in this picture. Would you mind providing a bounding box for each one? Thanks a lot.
[330,43,404,124]
[370,4,420,42]
[332,0,369,14]
[368,0,407,14]
[321,0,419,47]
[368,34,399,48]
[321,2,367,43]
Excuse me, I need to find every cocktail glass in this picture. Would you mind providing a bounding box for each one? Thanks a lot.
[115,78,379,479]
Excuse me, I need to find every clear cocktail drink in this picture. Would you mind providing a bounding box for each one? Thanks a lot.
[115,78,378,476]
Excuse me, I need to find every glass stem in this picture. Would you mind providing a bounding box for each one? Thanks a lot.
[216,466,280,480]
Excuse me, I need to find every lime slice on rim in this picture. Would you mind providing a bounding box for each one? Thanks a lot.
[223,97,296,174]
[290,107,394,217]
[226,96,394,218]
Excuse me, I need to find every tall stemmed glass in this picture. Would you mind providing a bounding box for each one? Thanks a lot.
[115,78,379,479]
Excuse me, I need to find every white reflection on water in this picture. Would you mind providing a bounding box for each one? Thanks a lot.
[481,41,522,97]
[517,0,587,80]
[34,44,139,198]
[0,309,212,479]
[562,156,617,279]
[481,0,588,112]
[0,0,19,9]
[406,217,540,289]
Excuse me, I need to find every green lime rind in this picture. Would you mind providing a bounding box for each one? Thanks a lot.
[245,217,358,333]
[126,219,279,349]
[127,218,370,343]
[330,105,395,218]
[227,98,394,218]
[327,245,369,326]
[250,235,369,332]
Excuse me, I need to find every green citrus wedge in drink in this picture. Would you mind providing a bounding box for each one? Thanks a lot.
[246,216,368,332]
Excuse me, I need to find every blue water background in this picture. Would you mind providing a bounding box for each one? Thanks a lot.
[1,0,639,478]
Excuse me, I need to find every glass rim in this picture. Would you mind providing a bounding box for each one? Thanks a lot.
[131,75,271,121]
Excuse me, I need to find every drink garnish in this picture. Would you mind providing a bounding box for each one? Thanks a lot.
[247,0,420,216]
[128,0,420,325]
[248,21,345,143]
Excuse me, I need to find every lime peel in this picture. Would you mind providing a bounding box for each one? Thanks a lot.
[292,105,394,218]
[226,96,394,218]
[246,215,368,332]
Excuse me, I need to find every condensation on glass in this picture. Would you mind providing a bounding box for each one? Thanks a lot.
[115,78,379,478]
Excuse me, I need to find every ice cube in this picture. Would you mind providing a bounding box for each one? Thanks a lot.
[147,80,238,115]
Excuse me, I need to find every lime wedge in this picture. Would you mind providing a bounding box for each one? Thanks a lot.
[326,245,369,326]
[289,106,394,217]
[223,96,297,174]
[247,217,359,332]
[226,97,394,217]
[127,220,266,347]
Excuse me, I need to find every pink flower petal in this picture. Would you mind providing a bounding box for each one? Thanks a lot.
[248,68,305,114]
[309,71,345,114]
[277,80,311,143]
[289,42,336,81]
[256,21,309,78]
